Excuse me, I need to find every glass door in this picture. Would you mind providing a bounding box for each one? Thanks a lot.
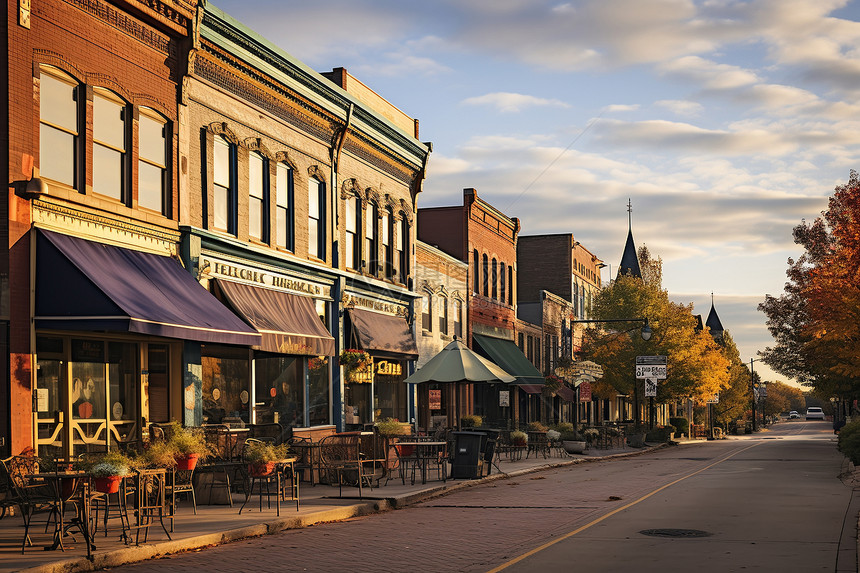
[35,336,66,459]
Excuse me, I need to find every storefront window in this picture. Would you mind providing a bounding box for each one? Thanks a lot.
[374,359,407,421]
[345,381,371,429]
[107,342,138,448]
[254,355,300,427]
[308,357,330,426]
[35,337,64,459]
[202,345,250,426]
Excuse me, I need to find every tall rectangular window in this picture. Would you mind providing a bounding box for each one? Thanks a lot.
[439,297,448,335]
[213,137,234,233]
[454,299,463,339]
[308,177,325,259]
[249,152,267,242]
[382,209,392,278]
[473,250,480,293]
[365,203,377,273]
[422,292,432,331]
[500,262,506,303]
[92,90,127,202]
[40,70,78,187]
[276,163,293,250]
[346,196,360,269]
[398,219,408,284]
[508,266,514,305]
[138,110,167,214]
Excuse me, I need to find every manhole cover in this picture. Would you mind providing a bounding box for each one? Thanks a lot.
[640,529,712,538]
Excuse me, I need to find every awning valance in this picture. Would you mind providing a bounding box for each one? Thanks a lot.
[556,386,576,402]
[35,230,261,346]
[472,334,545,386]
[519,384,543,395]
[347,308,418,360]
[215,279,335,356]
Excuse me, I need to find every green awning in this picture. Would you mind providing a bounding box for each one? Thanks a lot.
[472,334,545,386]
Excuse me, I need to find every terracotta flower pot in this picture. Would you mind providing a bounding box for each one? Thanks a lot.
[93,475,122,494]
[248,461,275,477]
[175,453,199,471]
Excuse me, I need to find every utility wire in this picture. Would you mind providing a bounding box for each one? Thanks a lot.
[506,110,605,210]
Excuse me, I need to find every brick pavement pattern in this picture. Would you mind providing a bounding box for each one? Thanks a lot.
[115,445,738,573]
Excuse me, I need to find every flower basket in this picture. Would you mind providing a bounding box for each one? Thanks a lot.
[174,453,199,471]
[94,475,122,494]
[248,461,276,477]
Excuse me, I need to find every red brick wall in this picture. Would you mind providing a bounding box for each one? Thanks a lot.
[518,235,574,303]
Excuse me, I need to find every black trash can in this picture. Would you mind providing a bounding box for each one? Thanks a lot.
[451,431,484,479]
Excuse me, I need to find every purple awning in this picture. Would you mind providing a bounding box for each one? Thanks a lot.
[348,308,418,360]
[215,279,335,356]
[35,229,261,346]
[556,386,576,402]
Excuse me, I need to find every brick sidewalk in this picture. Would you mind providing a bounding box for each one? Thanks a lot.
[0,441,674,573]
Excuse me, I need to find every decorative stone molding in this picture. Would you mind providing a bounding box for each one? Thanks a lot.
[273,151,297,170]
[340,178,363,200]
[307,165,327,183]
[68,0,173,52]
[244,137,273,159]
[206,121,239,144]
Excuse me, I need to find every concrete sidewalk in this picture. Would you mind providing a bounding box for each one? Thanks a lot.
[0,441,674,573]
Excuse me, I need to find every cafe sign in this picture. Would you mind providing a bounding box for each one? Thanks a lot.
[375,360,402,377]
[199,255,331,299]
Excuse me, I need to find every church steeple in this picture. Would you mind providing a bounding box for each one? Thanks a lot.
[617,199,642,279]
[705,293,725,342]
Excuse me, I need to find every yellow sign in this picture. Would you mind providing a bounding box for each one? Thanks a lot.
[375,360,402,377]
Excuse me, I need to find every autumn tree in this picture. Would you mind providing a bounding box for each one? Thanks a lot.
[582,248,730,426]
[711,332,753,429]
[760,381,805,420]
[760,170,860,399]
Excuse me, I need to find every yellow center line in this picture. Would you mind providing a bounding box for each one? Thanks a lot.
[485,441,763,573]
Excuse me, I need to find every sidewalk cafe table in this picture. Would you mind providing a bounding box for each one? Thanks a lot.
[25,471,94,559]
[393,441,448,485]
[239,457,299,516]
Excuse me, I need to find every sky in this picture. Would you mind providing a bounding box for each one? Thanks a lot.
[215,0,860,387]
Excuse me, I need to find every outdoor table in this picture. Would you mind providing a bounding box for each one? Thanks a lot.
[25,471,94,558]
[289,440,322,485]
[239,457,299,516]
[394,441,448,485]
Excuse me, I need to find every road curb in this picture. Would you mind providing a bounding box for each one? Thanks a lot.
[20,444,669,572]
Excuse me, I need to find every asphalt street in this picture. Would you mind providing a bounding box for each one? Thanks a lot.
[111,421,854,573]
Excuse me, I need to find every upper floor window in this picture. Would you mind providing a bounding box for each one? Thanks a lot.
[491,258,498,299]
[276,163,294,251]
[422,291,432,331]
[482,254,489,297]
[308,177,326,260]
[473,250,480,294]
[345,195,360,270]
[453,299,463,339]
[382,208,393,279]
[508,266,513,305]
[213,136,236,233]
[365,202,378,273]
[500,262,506,304]
[138,109,167,215]
[92,89,128,202]
[248,152,267,242]
[397,218,407,284]
[39,69,79,188]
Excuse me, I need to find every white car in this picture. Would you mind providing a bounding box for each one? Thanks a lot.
[789,411,799,419]
[806,407,825,420]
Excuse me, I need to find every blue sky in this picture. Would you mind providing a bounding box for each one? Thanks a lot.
[215,0,860,386]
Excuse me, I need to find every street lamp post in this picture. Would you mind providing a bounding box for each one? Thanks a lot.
[572,318,652,427]
[750,358,761,432]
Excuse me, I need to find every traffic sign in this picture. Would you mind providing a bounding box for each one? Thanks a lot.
[636,356,667,379]
[707,394,719,404]
[644,378,657,397]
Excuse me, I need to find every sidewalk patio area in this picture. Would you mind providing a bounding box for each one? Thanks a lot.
[0,441,674,573]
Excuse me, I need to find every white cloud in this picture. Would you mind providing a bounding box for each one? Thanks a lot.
[461,92,570,113]
[659,56,759,90]
[603,104,640,113]
[655,99,704,117]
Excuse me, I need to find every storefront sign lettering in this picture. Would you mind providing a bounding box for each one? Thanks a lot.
[429,389,441,410]
[342,294,408,316]
[200,256,331,299]
[375,360,402,376]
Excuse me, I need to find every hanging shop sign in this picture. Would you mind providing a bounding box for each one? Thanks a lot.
[199,255,331,299]
[429,389,442,410]
[375,360,403,377]
[579,381,592,402]
[499,390,510,407]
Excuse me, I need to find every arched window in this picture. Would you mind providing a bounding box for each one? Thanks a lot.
[482,254,489,297]
[508,265,513,305]
[500,262,506,303]
[92,88,128,203]
[439,295,449,335]
[453,298,463,338]
[491,258,498,299]
[40,67,79,188]
[473,250,480,293]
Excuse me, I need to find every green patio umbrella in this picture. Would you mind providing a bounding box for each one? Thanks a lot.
[406,339,515,427]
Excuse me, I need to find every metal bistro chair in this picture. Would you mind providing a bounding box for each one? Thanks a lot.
[197,425,241,507]
[319,434,372,499]
[1,456,62,553]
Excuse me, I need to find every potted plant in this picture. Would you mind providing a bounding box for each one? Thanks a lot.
[244,440,290,477]
[460,414,483,429]
[166,422,212,470]
[375,417,411,437]
[88,451,132,494]
[560,430,586,454]
[583,428,600,444]
[510,430,528,447]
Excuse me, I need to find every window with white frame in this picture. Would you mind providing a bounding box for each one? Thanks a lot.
[422,291,432,331]
[249,152,267,242]
[382,208,393,278]
[398,218,408,284]
[39,69,79,188]
[439,296,449,335]
[276,162,293,250]
[453,299,463,339]
[138,109,167,214]
[365,202,378,273]
[346,195,360,270]
[92,89,127,202]
[213,136,235,233]
[308,177,326,259]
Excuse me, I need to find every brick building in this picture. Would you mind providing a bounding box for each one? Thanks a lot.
[418,188,543,428]
[413,241,467,429]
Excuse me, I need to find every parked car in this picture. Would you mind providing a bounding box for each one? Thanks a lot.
[789,411,799,419]
[806,407,825,420]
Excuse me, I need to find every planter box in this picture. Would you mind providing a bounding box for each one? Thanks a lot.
[562,440,586,454]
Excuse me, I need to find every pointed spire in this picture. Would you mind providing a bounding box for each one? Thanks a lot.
[705,292,725,341]
[617,199,642,279]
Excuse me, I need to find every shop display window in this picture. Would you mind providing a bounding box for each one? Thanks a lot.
[202,345,250,425]
[254,355,300,427]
